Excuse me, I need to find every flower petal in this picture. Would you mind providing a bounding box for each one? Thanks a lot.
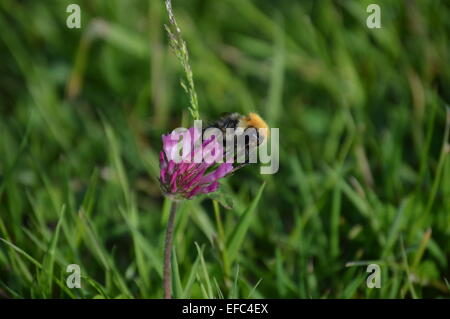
[159,151,168,183]
[187,181,219,198]
[162,133,180,161]
[199,163,233,184]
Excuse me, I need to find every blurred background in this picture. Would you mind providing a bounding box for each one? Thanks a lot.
[0,0,449,298]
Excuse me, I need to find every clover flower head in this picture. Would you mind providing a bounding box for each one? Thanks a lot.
[159,127,233,200]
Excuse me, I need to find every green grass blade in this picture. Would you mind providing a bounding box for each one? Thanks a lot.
[172,247,183,299]
[181,253,201,298]
[38,205,65,297]
[195,242,213,299]
[226,182,266,264]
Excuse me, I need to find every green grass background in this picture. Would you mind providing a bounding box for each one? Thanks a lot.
[1,0,449,298]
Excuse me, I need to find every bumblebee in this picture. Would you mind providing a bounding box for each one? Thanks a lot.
[204,112,269,163]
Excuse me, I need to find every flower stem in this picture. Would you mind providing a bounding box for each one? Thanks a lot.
[163,200,178,299]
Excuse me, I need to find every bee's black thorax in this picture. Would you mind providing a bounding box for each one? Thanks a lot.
[205,112,242,131]
[202,113,265,164]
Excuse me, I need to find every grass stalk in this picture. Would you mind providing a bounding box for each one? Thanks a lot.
[163,200,179,299]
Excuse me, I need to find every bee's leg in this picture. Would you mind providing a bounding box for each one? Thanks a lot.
[229,163,249,174]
